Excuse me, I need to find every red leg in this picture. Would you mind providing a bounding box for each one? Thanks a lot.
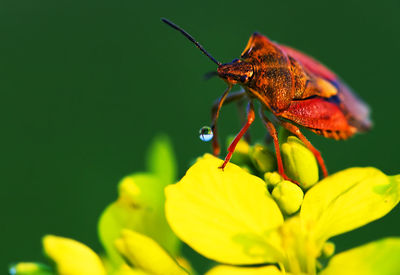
[219,101,255,170]
[279,120,328,178]
[211,86,245,155]
[236,96,252,143]
[259,109,292,182]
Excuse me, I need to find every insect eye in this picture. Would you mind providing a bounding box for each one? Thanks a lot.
[240,75,248,82]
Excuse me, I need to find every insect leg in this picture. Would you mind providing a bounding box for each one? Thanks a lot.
[236,97,252,143]
[211,86,246,155]
[219,100,255,170]
[278,120,328,178]
[259,109,292,182]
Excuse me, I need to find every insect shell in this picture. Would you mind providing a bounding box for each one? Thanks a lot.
[162,18,371,181]
[218,33,371,139]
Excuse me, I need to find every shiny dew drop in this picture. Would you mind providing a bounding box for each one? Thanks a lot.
[199,126,213,142]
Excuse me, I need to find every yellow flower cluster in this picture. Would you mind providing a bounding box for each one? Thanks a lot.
[165,144,400,274]
[10,136,190,275]
[10,135,400,275]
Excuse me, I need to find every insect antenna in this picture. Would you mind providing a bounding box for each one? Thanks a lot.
[161,18,221,66]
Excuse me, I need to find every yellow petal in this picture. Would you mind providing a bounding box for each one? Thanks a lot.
[165,154,285,265]
[301,168,400,245]
[320,238,400,275]
[115,229,187,275]
[43,235,106,275]
[206,265,283,275]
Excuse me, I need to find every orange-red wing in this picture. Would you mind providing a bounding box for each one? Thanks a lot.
[280,97,352,132]
[278,45,337,82]
[336,83,372,131]
[279,44,371,132]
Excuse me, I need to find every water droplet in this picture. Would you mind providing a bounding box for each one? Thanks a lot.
[199,126,213,142]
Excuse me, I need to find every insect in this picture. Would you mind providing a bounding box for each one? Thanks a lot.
[162,18,371,182]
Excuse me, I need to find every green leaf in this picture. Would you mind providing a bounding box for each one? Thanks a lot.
[301,168,400,245]
[98,173,180,267]
[115,229,187,275]
[165,154,285,265]
[320,238,400,275]
[146,134,177,185]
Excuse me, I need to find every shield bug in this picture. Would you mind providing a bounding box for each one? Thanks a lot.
[162,18,371,182]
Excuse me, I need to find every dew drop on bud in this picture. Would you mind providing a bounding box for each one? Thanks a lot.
[199,126,213,142]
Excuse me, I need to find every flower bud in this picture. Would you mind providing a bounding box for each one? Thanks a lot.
[272,180,304,215]
[226,136,251,166]
[264,171,283,189]
[281,136,319,189]
[249,144,275,173]
[117,174,163,207]
[321,241,335,258]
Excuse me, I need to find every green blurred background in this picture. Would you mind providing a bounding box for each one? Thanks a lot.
[1,0,399,272]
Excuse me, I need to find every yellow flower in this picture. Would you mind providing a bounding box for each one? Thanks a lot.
[10,134,400,275]
[11,231,187,275]
[97,135,190,274]
[165,154,400,274]
[98,135,182,270]
[11,135,188,275]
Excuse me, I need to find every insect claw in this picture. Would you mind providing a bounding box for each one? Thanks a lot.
[219,157,230,170]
